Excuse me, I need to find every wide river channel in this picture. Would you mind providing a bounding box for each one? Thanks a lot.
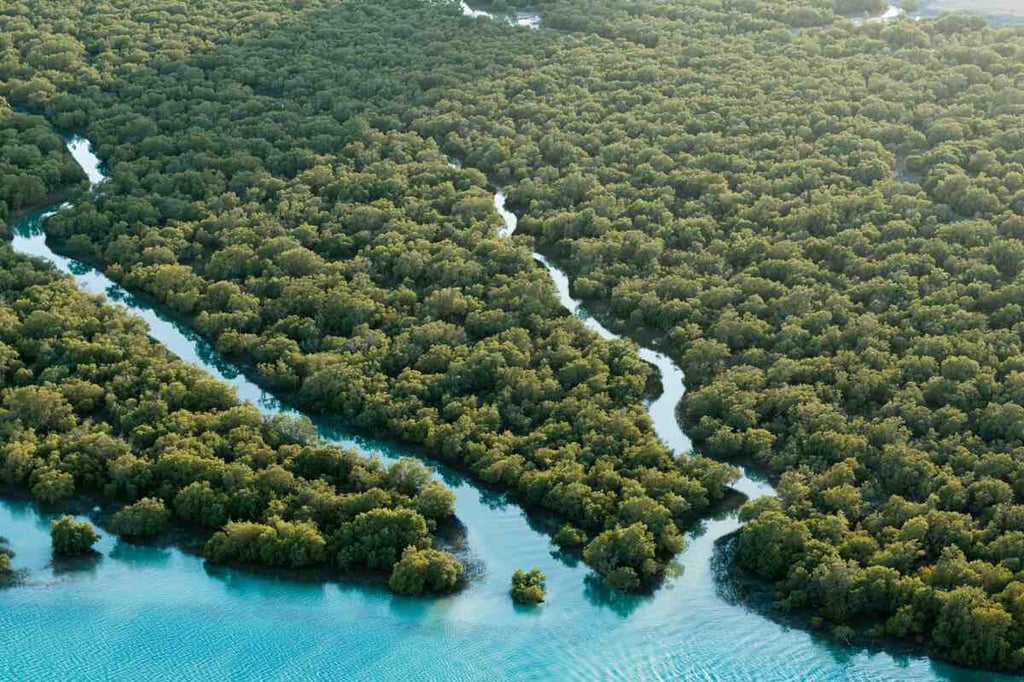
[0,135,1018,679]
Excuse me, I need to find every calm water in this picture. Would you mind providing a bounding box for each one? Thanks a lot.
[461,2,541,29]
[1,136,1016,680]
[923,0,1024,18]
[850,0,1024,24]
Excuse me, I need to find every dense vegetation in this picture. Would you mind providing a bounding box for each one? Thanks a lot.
[376,0,1024,668]
[4,0,1024,668]
[0,240,460,591]
[109,497,171,538]
[442,1,1024,669]
[0,102,84,228]
[0,0,737,588]
[50,516,97,556]
[388,546,464,594]
[510,567,546,604]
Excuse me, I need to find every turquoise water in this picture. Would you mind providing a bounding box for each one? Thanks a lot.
[1,140,1016,681]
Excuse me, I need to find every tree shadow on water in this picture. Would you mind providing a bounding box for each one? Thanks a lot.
[582,573,651,618]
[707,529,970,677]
[511,600,545,616]
[476,486,511,512]
[549,547,581,568]
[51,551,103,577]
[202,560,331,602]
[434,516,470,553]
[435,464,470,490]
[108,539,174,569]
[709,531,747,607]
[0,569,28,589]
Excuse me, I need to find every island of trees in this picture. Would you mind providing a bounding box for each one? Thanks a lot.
[510,567,546,604]
[50,516,97,557]
[3,0,1024,670]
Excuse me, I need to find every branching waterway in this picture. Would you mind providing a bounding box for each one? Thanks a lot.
[0,136,1012,680]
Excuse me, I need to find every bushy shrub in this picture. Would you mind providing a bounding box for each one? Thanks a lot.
[510,567,546,604]
[50,516,97,556]
[388,547,463,595]
[110,498,171,538]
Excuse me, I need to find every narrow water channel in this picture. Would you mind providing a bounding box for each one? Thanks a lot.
[493,192,772,501]
[461,1,542,29]
[0,139,1007,681]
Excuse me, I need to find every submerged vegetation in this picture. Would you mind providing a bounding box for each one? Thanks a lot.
[1,0,1024,670]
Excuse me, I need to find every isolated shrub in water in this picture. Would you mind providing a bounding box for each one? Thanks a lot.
[50,515,97,556]
[510,567,546,604]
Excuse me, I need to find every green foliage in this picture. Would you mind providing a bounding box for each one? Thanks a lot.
[110,498,171,538]
[204,518,327,568]
[5,0,1024,667]
[0,246,456,578]
[833,0,887,14]
[413,481,457,522]
[510,567,546,604]
[333,508,431,570]
[583,523,659,591]
[174,481,229,529]
[0,104,85,213]
[30,467,74,504]
[0,0,738,586]
[736,510,810,580]
[553,524,587,549]
[50,515,97,556]
[388,546,464,595]
[932,586,1014,668]
[385,458,433,496]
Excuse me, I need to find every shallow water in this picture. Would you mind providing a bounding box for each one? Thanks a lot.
[921,0,1024,18]
[849,0,1024,24]
[461,2,541,29]
[851,4,905,25]
[460,1,491,19]
[0,141,1013,681]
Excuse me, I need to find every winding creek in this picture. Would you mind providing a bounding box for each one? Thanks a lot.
[461,1,541,29]
[493,191,770,502]
[0,135,1017,679]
